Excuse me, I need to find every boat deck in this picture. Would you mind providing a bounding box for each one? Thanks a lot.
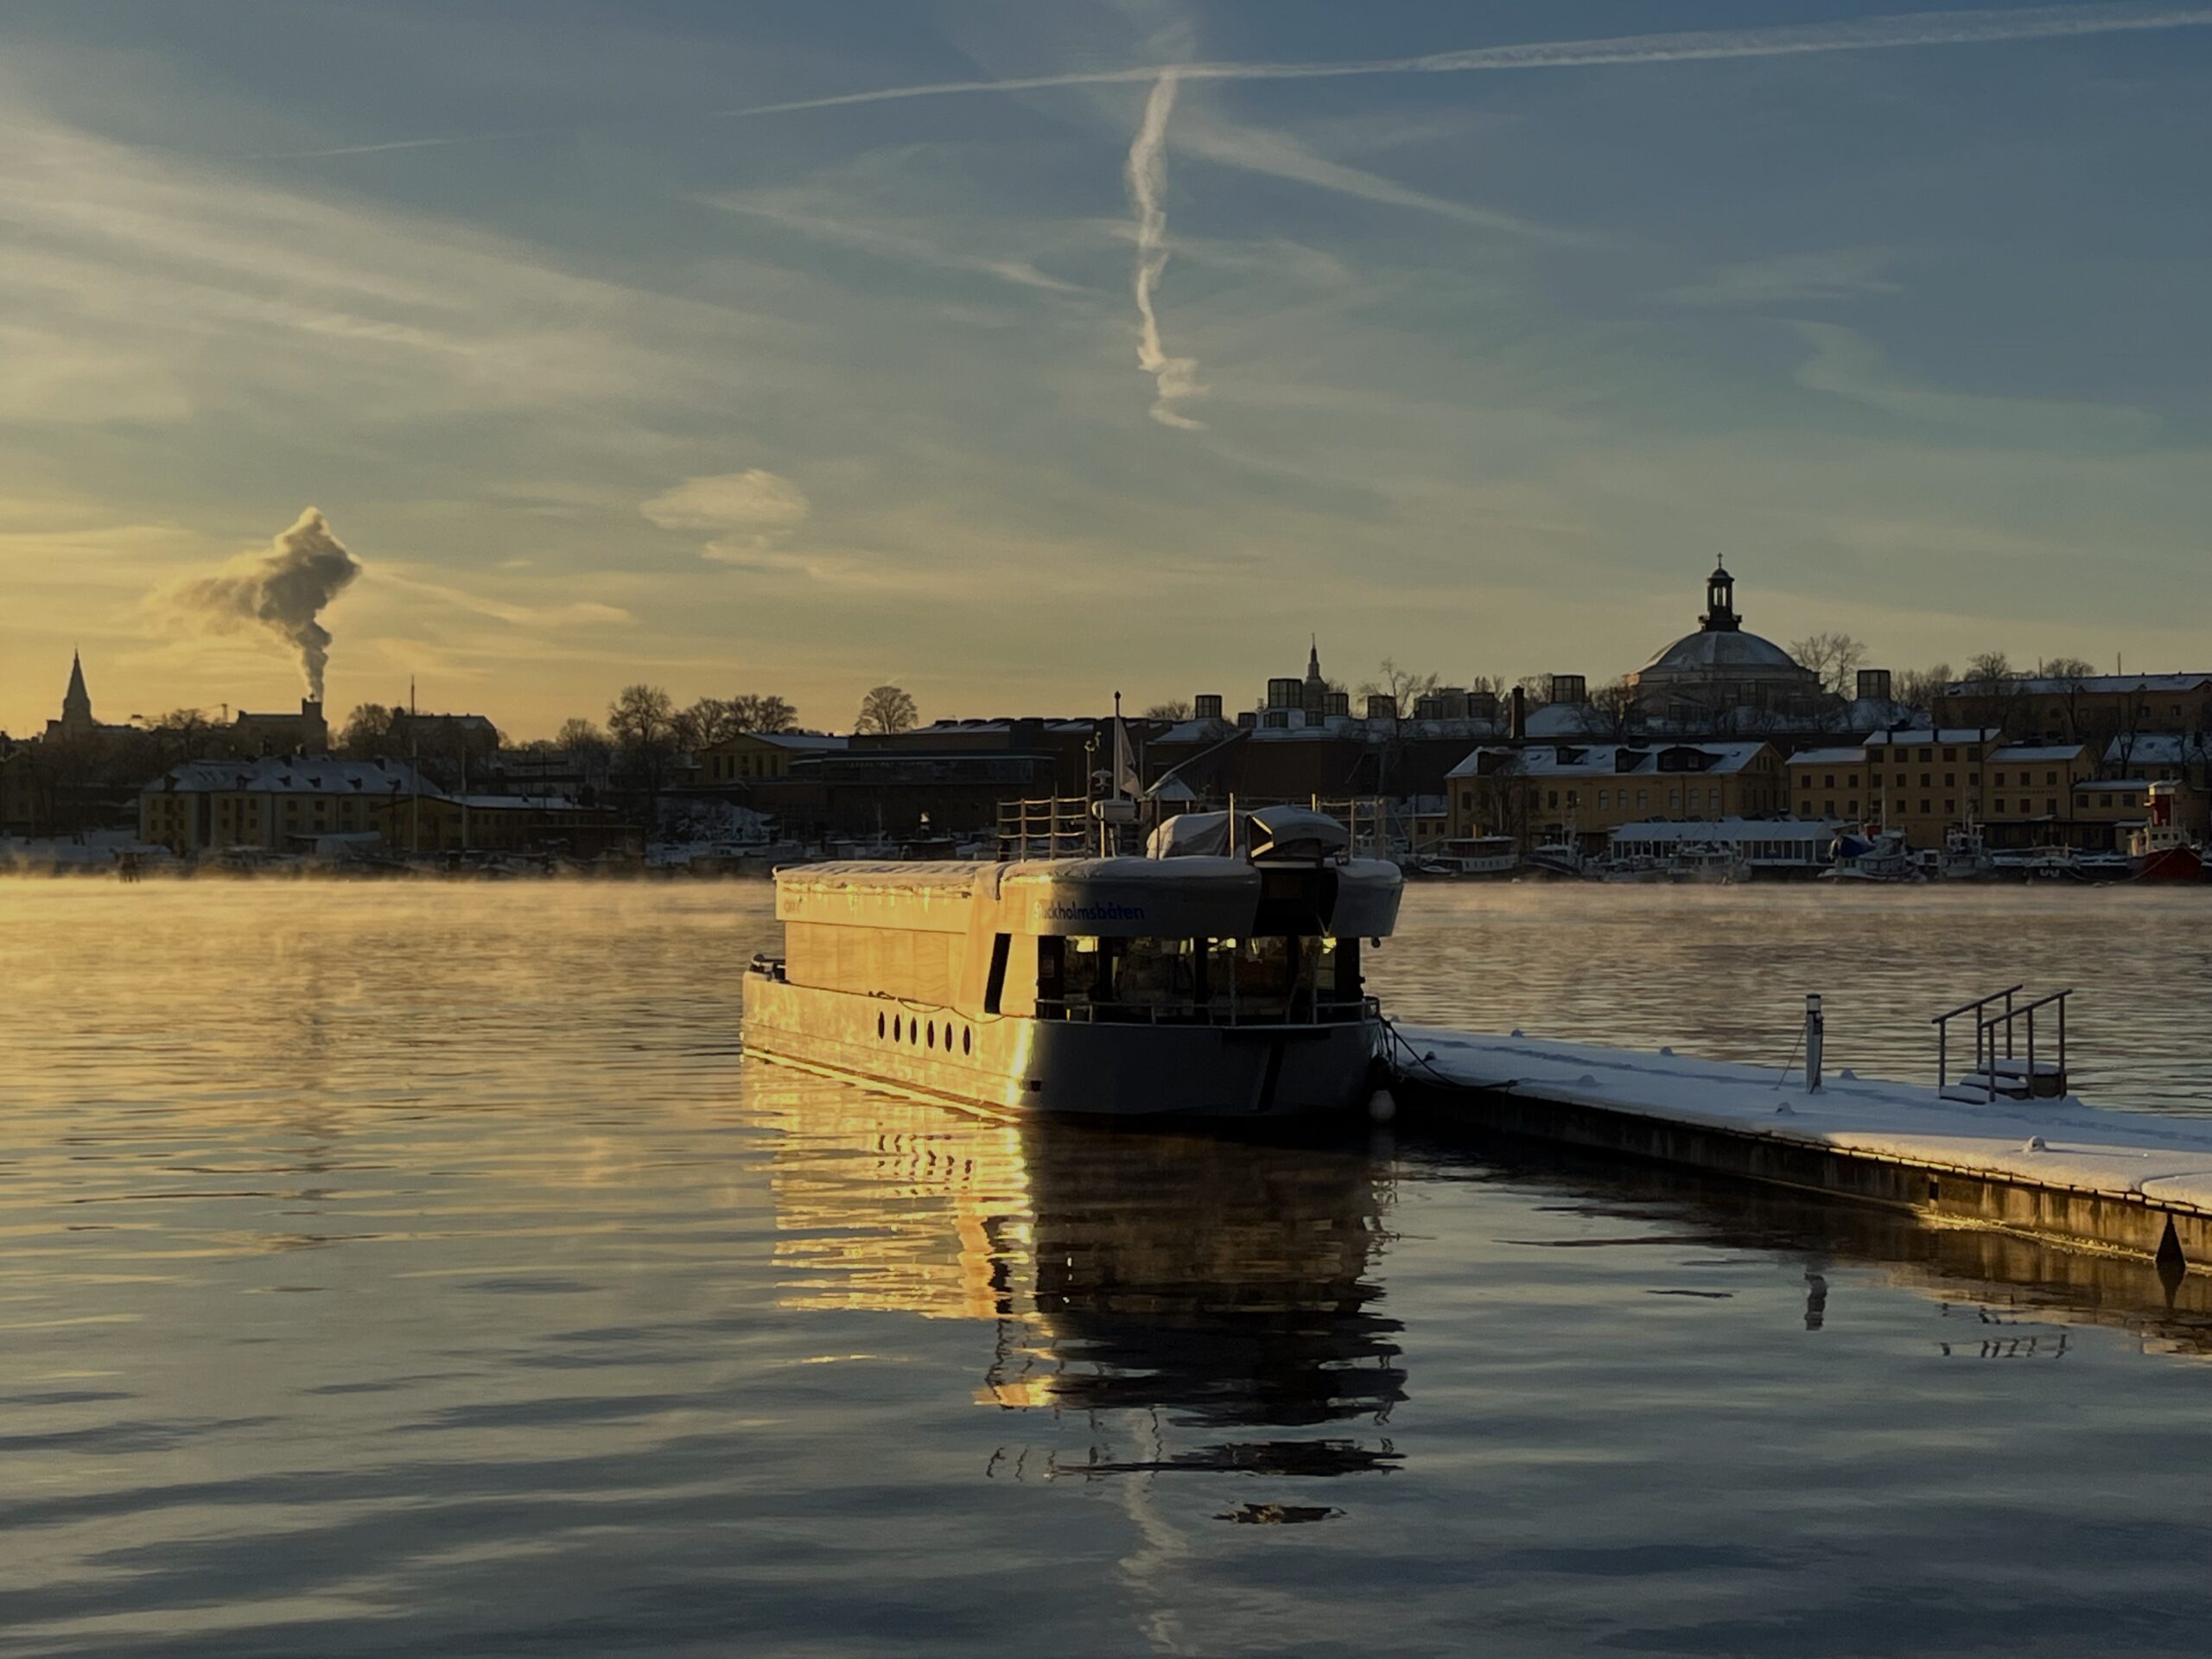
[1392,1026,2212,1269]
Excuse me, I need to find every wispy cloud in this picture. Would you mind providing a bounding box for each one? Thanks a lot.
[377,567,635,629]
[707,190,1079,293]
[1792,322,2159,448]
[1127,73,1205,430]
[1664,248,1904,308]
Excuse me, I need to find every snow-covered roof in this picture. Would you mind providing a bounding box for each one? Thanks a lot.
[1446,741,1770,780]
[446,793,588,810]
[2103,733,2212,765]
[2075,779,2151,793]
[758,731,847,751]
[1862,728,2001,747]
[1787,747,1866,766]
[1989,743,2092,763]
[151,757,436,796]
[1949,671,2212,696]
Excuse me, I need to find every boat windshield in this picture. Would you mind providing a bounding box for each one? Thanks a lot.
[1039,934,1363,1024]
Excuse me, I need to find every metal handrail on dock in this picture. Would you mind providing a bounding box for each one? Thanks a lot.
[1936,983,2073,1101]
[1933,985,2021,1092]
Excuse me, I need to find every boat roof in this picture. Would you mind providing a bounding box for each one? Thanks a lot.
[775,855,1401,938]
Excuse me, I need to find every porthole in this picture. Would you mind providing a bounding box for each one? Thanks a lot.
[909,1020,918,1046]
[877,1012,886,1039]
[963,1027,972,1056]
[926,1022,936,1049]
[893,1015,902,1042]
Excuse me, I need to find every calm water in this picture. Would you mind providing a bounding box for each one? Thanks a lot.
[3,880,2211,1657]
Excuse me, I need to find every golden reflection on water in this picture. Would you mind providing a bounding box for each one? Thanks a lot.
[749,1061,1406,1438]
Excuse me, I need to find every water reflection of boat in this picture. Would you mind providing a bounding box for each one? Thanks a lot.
[750,1065,1404,1475]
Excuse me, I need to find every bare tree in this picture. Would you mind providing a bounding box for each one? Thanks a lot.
[1357,659,1442,715]
[608,683,681,828]
[2037,658,2098,742]
[1144,699,1192,721]
[339,703,397,759]
[672,697,743,751]
[1893,663,1952,712]
[556,716,610,753]
[728,694,798,734]
[1589,677,1642,741]
[1963,651,2015,690]
[1788,632,1869,698]
[855,684,918,735]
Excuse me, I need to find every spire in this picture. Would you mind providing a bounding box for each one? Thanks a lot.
[1306,634,1322,682]
[60,650,92,729]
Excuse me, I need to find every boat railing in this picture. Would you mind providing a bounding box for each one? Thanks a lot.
[1036,994,1380,1028]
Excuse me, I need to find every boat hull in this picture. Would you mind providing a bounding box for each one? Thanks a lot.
[2133,845,2204,882]
[741,973,1383,1121]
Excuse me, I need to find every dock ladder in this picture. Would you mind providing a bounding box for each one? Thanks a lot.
[1933,984,2073,1103]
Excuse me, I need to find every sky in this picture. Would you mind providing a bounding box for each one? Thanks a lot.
[3,0,2209,739]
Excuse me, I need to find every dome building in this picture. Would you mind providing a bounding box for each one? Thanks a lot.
[1627,563,1827,725]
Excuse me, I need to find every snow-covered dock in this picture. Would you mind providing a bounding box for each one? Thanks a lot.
[1392,1026,2212,1269]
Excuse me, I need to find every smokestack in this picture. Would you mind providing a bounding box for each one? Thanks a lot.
[171,508,362,702]
[1509,684,1528,741]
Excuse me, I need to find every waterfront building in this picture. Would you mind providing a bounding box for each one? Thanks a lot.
[693,730,847,785]
[368,791,638,857]
[1942,671,2212,741]
[1624,563,1830,725]
[1783,730,2105,849]
[139,755,429,855]
[1445,741,1787,852]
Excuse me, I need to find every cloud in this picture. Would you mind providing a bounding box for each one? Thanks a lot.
[642,469,812,537]
[1792,323,2159,448]
[1127,73,1205,430]
[377,568,633,628]
[1664,248,1904,308]
[707,192,1080,293]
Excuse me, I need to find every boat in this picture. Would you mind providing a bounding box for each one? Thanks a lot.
[1667,841,1748,885]
[2129,782,2203,882]
[1522,840,1589,879]
[1423,834,1520,878]
[741,805,1404,1120]
[1936,823,1994,881]
[1821,828,1922,882]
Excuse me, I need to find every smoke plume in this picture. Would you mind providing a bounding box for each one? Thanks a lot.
[1126,73,1205,430]
[174,508,362,701]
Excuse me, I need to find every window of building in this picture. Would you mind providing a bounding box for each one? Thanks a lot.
[1995,799,2006,814]
[2101,793,2113,807]
[1994,772,2006,787]
[1637,790,1648,810]
[1944,747,1956,762]
[1919,748,1934,762]
[1945,799,1955,815]
[1824,773,1834,789]
[1548,790,1559,809]
[1597,790,1608,810]
[1944,773,1955,787]
[2046,798,2057,815]
[1920,800,1931,815]
[2046,772,2058,786]
[1824,800,1835,816]
[1847,800,1858,815]
[1920,773,1931,788]
[1669,789,1681,810]
[1566,791,1579,809]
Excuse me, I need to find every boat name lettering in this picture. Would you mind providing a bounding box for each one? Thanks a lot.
[1039,900,1147,922]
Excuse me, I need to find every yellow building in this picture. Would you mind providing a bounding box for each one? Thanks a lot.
[139,756,428,855]
[370,793,638,857]
[693,731,846,785]
[1446,741,1786,851]
[1784,729,2101,848]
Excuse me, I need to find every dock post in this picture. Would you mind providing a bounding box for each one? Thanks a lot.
[1804,995,1824,1094]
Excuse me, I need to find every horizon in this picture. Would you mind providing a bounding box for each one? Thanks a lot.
[5,1,2209,738]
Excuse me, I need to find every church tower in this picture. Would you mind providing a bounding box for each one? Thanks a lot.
[58,652,93,736]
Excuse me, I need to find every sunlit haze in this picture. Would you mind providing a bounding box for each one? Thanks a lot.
[4,0,2209,737]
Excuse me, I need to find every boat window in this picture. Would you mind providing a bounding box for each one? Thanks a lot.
[983,934,1010,1015]
[1036,937,1066,1011]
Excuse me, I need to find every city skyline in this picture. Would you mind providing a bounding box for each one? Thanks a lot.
[5,1,2210,737]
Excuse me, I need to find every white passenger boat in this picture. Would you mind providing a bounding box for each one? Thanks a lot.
[741,807,1403,1120]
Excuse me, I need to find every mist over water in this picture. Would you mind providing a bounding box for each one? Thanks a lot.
[3,880,2211,1656]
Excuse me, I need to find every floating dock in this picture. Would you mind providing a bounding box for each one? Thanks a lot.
[1391,1026,2212,1272]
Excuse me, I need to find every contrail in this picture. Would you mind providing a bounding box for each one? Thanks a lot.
[242,4,2212,161]
[170,508,363,701]
[721,3,2212,117]
[1127,74,1204,431]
